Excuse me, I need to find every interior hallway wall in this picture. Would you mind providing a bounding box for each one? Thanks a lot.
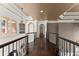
[72,23,79,42]
[58,23,79,42]
[59,23,73,41]
[0,3,26,34]
[47,23,58,44]
[25,20,37,43]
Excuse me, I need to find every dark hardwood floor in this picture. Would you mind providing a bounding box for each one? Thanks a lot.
[27,36,59,56]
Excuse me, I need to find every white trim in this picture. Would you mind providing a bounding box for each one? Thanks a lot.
[47,20,79,23]
[64,12,79,16]
[60,4,78,17]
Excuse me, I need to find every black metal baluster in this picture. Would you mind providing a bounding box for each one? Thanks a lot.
[12,43,14,51]
[25,36,27,55]
[62,40,63,56]
[69,43,71,56]
[73,44,75,56]
[8,45,10,55]
[16,42,17,51]
[12,43,14,56]
[16,41,18,56]
[21,39,23,55]
[20,40,22,55]
[60,39,62,56]
[64,40,65,56]
[63,40,65,56]
[19,40,20,55]
[66,42,68,56]
[2,47,4,56]
[21,40,22,48]
[19,40,20,49]
[26,36,29,55]
[56,34,59,48]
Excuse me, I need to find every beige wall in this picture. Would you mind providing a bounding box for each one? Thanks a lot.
[47,23,79,43]
[47,23,57,44]
[59,23,79,42]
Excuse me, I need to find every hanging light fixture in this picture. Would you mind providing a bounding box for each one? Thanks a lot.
[21,8,24,23]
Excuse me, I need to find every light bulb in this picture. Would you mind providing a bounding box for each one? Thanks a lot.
[40,10,44,13]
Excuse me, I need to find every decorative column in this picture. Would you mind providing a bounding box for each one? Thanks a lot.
[16,20,20,34]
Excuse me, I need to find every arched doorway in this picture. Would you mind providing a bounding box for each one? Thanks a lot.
[39,24,45,37]
[28,22,34,43]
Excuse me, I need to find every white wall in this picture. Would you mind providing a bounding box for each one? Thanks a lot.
[0,3,31,34]
[0,4,21,21]
[0,3,27,20]
[25,20,37,43]
[47,23,57,44]
[58,23,79,55]
[73,23,79,42]
[59,23,79,42]
[59,23,73,41]
[47,22,79,44]
[0,3,22,34]
[25,20,37,33]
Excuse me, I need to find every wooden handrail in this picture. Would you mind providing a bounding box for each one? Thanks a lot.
[47,32,79,46]
[58,36,79,46]
[0,35,28,48]
[46,32,79,56]
[46,32,58,35]
[27,32,36,34]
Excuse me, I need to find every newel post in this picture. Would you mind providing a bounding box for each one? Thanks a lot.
[26,34,29,55]
[56,33,59,56]
[56,33,59,48]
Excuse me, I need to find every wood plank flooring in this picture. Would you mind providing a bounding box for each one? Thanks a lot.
[27,37,59,56]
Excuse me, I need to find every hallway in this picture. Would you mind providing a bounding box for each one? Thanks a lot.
[28,35,58,56]
[1,3,79,56]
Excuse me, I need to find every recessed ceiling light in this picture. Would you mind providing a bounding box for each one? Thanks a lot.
[40,10,44,13]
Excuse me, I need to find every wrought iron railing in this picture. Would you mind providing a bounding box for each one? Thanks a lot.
[58,36,79,56]
[46,32,79,56]
[0,34,28,56]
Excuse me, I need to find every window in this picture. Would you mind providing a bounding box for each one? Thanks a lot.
[11,20,16,33]
[0,16,8,34]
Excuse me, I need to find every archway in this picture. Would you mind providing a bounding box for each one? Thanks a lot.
[11,20,16,33]
[28,22,34,43]
[39,24,45,37]
[28,22,34,33]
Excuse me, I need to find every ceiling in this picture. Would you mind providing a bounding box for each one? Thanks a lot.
[15,3,75,20]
